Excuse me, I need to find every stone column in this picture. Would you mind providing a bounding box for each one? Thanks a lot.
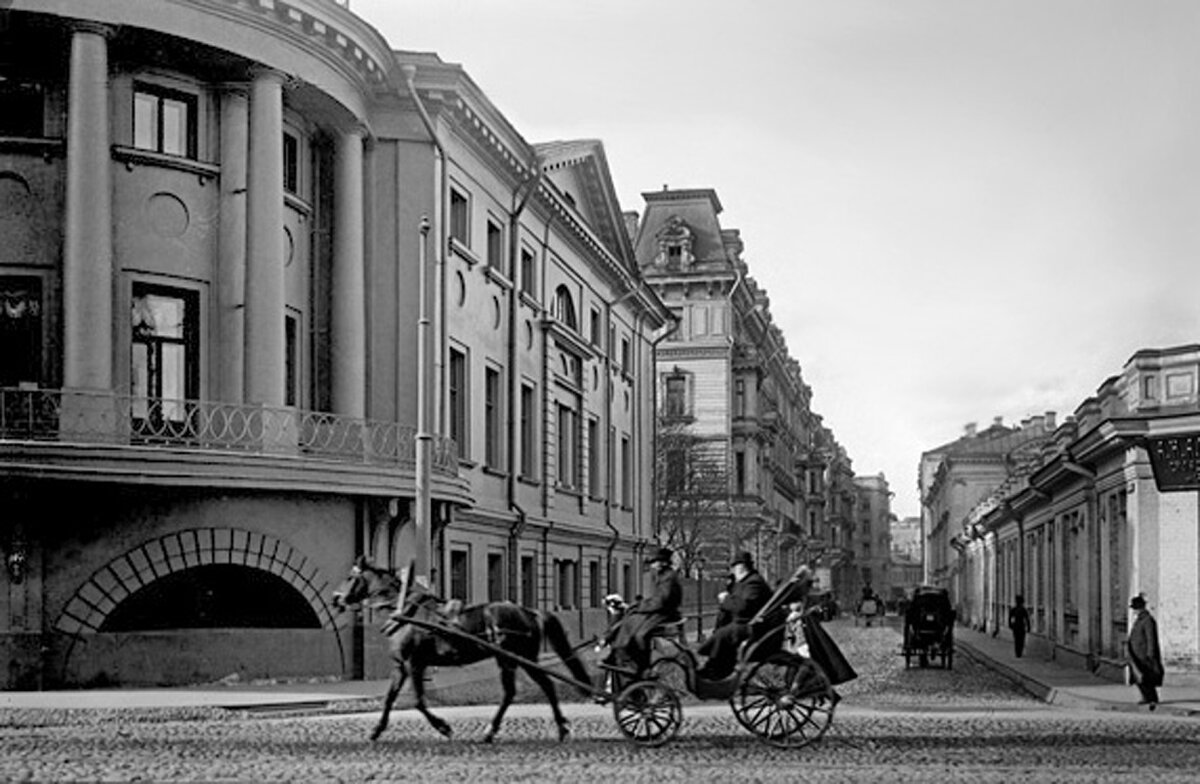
[242,70,286,407]
[217,87,248,403]
[331,128,366,417]
[63,24,113,391]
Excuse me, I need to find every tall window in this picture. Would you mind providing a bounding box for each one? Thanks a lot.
[131,284,198,427]
[486,220,504,273]
[484,366,502,469]
[449,348,467,458]
[520,248,536,296]
[556,559,577,609]
[521,554,537,608]
[664,375,687,419]
[621,435,632,507]
[133,84,196,158]
[520,383,536,478]
[284,314,298,406]
[449,188,469,245]
[450,549,469,601]
[588,560,601,608]
[557,403,578,489]
[0,276,43,387]
[487,552,505,602]
[734,378,746,417]
[552,285,577,330]
[590,308,602,347]
[282,132,299,194]
[735,449,746,495]
[620,337,631,372]
[587,418,601,498]
[665,448,686,494]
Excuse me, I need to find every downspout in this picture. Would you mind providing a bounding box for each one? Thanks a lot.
[605,286,640,594]
[649,308,680,544]
[402,64,447,592]
[506,160,545,602]
[539,206,554,606]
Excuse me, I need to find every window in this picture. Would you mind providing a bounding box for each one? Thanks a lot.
[552,285,577,330]
[0,276,43,387]
[556,559,577,609]
[484,366,503,469]
[664,376,687,419]
[590,308,602,347]
[587,418,601,498]
[0,79,44,138]
[588,560,601,608]
[621,435,632,507]
[450,188,469,246]
[521,554,537,608]
[133,84,196,158]
[520,383,536,478]
[283,132,299,194]
[520,248,536,296]
[665,448,686,494]
[557,403,578,489]
[622,563,633,603]
[284,313,298,406]
[735,378,746,417]
[486,220,504,273]
[735,450,746,495]
[487,552,505,602]
[449,348,467,458]
[131,284,198,429]
[450,549,470,601]
[608,425,616,499]
[620,337,631,372]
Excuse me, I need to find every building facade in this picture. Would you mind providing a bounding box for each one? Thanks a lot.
[928,345,1200,682]
[632,188,832,584]
[0,0,666,688]
[853,473,895,598]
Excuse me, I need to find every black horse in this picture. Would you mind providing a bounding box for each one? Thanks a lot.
[331,556,592,742]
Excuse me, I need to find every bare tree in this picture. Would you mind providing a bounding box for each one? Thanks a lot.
[654,416,734,577]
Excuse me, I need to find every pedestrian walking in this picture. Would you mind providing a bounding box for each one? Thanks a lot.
[1008,595,1030,658]
[1127,594,1164,709]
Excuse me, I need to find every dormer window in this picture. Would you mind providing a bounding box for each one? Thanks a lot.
[655,215,693,268]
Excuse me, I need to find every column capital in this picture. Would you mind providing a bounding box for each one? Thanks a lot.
[71,20,116,39]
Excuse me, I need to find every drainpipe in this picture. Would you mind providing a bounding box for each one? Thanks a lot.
[648,310,680,544]
[605,286,639,592]
[402,65,446,590]
[506,160,544,601]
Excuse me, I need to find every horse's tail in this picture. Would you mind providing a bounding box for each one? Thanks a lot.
[538,610,592,697]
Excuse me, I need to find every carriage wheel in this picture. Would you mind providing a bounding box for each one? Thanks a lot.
[730,653,836,749]
[612,679,682,747]
[647,655,690,697]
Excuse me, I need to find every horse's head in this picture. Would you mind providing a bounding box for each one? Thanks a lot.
[331,555,400,613]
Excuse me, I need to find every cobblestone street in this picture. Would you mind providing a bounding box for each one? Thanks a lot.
[4,621,1198,782]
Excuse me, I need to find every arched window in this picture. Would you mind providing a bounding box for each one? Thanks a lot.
[552,285,577,330]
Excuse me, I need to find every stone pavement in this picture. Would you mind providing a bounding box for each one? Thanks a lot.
[954,625,1200,718]
[3,626,1199,718]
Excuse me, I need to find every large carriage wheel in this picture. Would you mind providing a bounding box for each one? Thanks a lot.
[612,679,682,747]
[730,653,836,749]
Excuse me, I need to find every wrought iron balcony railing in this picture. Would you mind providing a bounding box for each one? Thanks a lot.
[0,387,457,475]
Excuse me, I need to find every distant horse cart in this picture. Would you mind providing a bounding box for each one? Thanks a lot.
[901,586,955,669]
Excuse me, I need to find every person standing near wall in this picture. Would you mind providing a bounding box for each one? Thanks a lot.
[1127,594,1164,710]
[1008,595,1030,658]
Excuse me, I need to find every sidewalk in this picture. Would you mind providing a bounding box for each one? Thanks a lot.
[955,626,1200,718]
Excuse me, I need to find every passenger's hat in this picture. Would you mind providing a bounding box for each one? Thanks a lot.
[1130,595,1146,610]
[648,546,673,564]
[730,551,754,569]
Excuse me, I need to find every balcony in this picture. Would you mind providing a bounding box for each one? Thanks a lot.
[1,387,459,485]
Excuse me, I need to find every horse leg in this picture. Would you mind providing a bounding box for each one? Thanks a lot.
[482,664,518,744]
[371,665,409,741]
[410,664,453,739]
[523,665,571,742]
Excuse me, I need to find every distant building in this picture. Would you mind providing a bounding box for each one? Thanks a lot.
[891,516,923,563]
[853,473,894,594]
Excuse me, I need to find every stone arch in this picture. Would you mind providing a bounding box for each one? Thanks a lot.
[54,528,339,636]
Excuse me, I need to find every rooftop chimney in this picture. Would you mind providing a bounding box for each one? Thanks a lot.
[1044,411,1057,430]
[993,416,1004,427]
[964,422,977,437]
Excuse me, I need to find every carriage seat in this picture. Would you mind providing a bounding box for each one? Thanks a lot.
[647,619,687,642]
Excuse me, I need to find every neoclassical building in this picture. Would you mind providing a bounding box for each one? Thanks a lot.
[929,345,1200,681]
[0,0,666,688]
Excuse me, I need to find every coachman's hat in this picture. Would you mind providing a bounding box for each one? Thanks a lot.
[1130,595,1146,610]
[730,551,755,569]
[648,546,673,564]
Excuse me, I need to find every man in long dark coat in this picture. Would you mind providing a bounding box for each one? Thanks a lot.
[696,552,774,681]
[608,547,682,674]
[1127,594,1164,709]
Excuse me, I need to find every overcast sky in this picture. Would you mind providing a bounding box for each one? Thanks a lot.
[352,0,1200,519]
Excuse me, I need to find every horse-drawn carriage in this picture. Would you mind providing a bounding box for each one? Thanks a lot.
[333,558,854,749]
[901,585,955,669]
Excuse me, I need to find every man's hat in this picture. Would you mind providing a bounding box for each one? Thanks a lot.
[1130,595,1146,610]
[730,551,754,569]
[648,546,673,564]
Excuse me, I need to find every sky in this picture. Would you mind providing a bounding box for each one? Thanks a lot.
[351,0,1200,519]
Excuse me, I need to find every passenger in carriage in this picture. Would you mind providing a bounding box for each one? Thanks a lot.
[696,552,778,681]
[604,547,682,675]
